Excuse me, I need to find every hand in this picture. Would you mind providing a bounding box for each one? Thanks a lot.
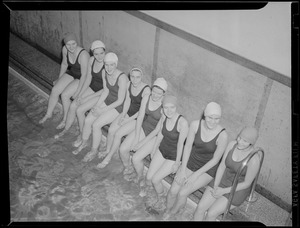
[53,79,58,86]
[171,161,181,174]
[174,166,187,186]
[184,172,199,187]
[91,106,102,117]
[118,115,126,125]
[210,187,225,198]
[75,96,82,106]
[72,93,79,101]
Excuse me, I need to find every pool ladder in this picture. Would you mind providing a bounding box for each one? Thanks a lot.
[222,147,265,220]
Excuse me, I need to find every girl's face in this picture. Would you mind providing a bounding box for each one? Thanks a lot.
[104,61,117,75]
[93,48,105,63]
[163,102,177,119]
[204,114,220,130]
[66,40,77,53]
[237,136,251,150]
[130,70,142,87]
[151,86,164,102]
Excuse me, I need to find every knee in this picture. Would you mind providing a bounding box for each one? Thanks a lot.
[51,86,61,97]
[70,101,77,111]
[151,175,161,186]
[206,208,218,220]
[92,121,101,131]
[178,187,189,198]
[195,203,208,216]
[61,91,71,101]
[132,154,140,166]
[108,126,117,136]
[168,187,179,198]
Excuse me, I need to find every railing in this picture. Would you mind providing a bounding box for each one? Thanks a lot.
[222,147,265,220]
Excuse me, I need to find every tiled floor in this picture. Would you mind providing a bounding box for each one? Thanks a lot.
[8,33,293,226]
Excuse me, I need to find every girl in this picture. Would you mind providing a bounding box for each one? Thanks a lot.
[118,78,168,178]
[54,40,106,139]
[141,95,189,210]
[193,127,260,221]
[72,52,128,161]
[163,102,228,219]
[39,33,89,129]
[96,67,151,168]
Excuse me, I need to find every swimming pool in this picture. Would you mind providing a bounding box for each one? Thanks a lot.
[8,68,195,221]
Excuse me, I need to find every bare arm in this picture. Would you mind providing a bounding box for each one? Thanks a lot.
[55,46,69,83]
[78,57,93,97]
[135,112,164,150]
[175,117,189,164]
[224,153,260,193]
[99,73,129,114]
[213,141,236,188]
[131,91,151,148]
[73,50,90,98]
[192,129,228,178]
[180,120,199,171]
[150,115,165,156]
[120,82,131,118]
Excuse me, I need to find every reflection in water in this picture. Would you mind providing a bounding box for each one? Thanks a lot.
[8,72,184,221]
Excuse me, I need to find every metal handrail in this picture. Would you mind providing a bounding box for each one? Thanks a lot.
[222,147,264,220]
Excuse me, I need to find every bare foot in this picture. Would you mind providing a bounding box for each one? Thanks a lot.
[73,135,82,147]
[96,156,111,169]
[39,114,51,124]
[54,129,67,139]
[72,140,87,155]
[56,120,66,130]
[82,148,98,162]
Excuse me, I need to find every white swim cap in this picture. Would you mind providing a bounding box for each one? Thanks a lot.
[204,102,222,117]
[153,77,168,92]
[91,40,105,51]
[104,52,118,64]
[239,127,259,145]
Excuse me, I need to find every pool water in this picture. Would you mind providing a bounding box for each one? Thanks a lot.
[7,70,195,221]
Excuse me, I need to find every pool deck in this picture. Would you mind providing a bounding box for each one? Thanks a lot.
[8,32,293,226]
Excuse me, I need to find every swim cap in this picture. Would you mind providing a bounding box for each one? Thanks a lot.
[64,33,77,44]
[130,67,143,77]
[104,52,118,64]
[153,77,168,92]
[163,95,177,106]
[204,102,222,117]
[91,40,105,51]
[239,127,259,145]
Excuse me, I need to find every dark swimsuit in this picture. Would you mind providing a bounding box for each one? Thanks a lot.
[66,49,85,80]
[186,120,225,178]
[104,72,125,113]
[141,97,162,136]
[127,84,150,117]
[159,115,182,161]
[90,58,105,92]
[208,143,253,206]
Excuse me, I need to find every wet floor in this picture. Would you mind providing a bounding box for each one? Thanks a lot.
[8,70,198,221]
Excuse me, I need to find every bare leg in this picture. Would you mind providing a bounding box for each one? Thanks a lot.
[170,173,213,215]
[57,79,79,129]
[193,186,216,221]
[119,131,137,172]
[64,87,95,132]
[97,120,136,169]
[132,137,156,182]
[82,108,119,162]
[39,74,73,124]
[204,196,232,221]
[75,96,100,145]
[71,111,98,155]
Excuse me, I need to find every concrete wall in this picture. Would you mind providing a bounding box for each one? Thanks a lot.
[9,10,291,207]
